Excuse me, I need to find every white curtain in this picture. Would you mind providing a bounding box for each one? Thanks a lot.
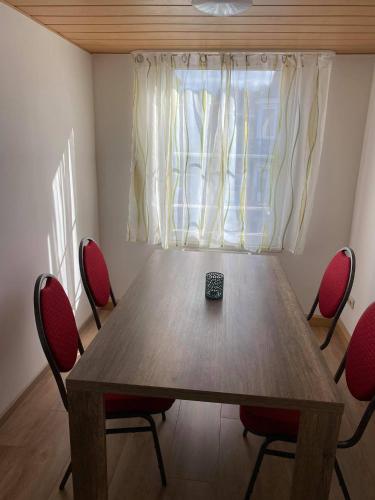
[127,52,332,253]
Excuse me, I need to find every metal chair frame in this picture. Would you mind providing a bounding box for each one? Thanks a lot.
[242,353,375,500]
[34,274,168,491]
[79,237,117,330]
[307,247,355,350]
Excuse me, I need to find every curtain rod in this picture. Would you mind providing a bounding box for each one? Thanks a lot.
[131,50,336,56]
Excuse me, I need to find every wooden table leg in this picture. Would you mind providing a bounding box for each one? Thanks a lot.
[67,388,108,500]
[291,407,343,500]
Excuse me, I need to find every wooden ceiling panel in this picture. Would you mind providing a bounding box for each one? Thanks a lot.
[14,6,375,16]
[31,16,375,25]
[54,24,375,34]
[4,0,375,54]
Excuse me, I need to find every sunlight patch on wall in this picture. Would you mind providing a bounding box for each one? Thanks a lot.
[48,130,82,312]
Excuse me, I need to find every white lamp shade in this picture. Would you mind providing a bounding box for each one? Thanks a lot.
[192,0,252,16]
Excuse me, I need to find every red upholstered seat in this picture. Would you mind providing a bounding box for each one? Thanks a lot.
[240,299,374,500]
[105,394,174,416]
[240,405,300,438]
[40,277,79,372]
[345,303,375,402]
[83,240,111,307]
[39,275,174,416]
[35,273,172,490]
[319,250,351,318]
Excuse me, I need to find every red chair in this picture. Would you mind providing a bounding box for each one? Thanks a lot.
[241,302,375,500]
[79,237,116,329]
[307,247,355,350]
[34,274,174,490]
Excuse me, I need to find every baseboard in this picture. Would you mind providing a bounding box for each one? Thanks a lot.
[77,312,95,332]
[336,319,351,345]
[0,364,49,427]
[0,313,94,426]
[1,311,350,426]
[309,315,331,328]
[100,302,115,312]
[309,315,351,346]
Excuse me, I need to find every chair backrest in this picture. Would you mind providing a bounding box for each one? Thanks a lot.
[79,238,116,329]
[80,238,111,307]
[345,302,375,402]
[318,247,355,319]
[34,274,82,409]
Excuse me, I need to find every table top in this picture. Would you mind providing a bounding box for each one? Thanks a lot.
[67,250,343,412]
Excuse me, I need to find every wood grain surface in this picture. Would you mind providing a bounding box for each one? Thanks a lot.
[4,0,375,53]
[67,250,342,412]
[66,249,344,500]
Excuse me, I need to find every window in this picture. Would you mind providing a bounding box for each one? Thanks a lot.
[171,68,279,248]
[128,52,332,253]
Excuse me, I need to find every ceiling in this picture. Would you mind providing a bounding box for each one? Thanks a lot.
[5,0,375,54]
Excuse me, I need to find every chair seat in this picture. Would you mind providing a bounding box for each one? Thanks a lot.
[105,393,174,416]
[240,405,300,438]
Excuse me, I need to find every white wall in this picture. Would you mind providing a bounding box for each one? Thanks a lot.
[279,55,374,312]
[3,4,372,426]
[93,54,374,312]
[93,54,153,299]
[0,4,99,416]
[341,66,375,334]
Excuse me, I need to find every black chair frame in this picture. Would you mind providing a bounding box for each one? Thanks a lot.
[242,356,375,500]
[34,274,167,491]
[79,237,117,330]
[307,247,355,350]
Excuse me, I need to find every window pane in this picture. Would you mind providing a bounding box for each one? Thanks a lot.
[171,68,280,242]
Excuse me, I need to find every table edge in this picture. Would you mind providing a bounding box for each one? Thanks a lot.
[66,378,344,414]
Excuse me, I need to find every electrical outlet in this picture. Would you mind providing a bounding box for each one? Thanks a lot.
[348,297,355,309]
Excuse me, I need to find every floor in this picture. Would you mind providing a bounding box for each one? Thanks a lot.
[0,315,374,500]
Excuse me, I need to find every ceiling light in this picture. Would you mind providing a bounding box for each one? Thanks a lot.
[192,0,252,16]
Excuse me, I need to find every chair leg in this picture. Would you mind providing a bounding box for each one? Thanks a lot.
[244,438,269,500]
[243,428,248,438]
[59,462,72,490]
[162,412,166,422]
[320,319,338,350]
[335,459,351,500]
[149,417,167,486]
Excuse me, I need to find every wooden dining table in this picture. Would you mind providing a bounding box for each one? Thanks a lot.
[66,249,344,500]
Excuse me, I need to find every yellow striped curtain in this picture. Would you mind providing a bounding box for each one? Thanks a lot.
[127,52,332,253]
